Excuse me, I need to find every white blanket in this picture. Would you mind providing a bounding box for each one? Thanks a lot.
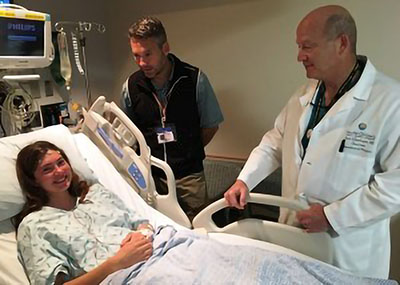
[101,226,396,285]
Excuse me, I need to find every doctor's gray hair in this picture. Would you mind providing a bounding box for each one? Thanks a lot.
[128,16,167,48]
[324,11,357,54]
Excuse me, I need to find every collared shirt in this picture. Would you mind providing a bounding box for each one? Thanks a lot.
[301,56,367,154]
[122,54,224,129]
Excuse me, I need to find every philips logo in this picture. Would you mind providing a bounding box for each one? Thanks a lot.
[8,23,36,32]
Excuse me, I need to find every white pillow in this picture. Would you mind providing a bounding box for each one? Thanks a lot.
[0,124,95,221]
[0,219,29,284]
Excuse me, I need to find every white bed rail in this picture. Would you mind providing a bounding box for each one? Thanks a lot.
[193,193,333,264]
[80,96,191,228]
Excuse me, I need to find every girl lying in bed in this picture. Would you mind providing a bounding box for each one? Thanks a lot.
[15,141,154,284]
[14,141,396,285]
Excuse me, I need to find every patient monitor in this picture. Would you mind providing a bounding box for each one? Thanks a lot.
[0,5,68,136]
[0,4,54,69]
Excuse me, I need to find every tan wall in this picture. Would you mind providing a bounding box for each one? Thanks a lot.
[15,0,400,158]
[104,0,400,159]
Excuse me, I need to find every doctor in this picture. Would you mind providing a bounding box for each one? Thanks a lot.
[224,5,400,279]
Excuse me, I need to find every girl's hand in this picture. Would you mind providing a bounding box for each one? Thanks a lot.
[114,232,153,270]
[136,223,154,240]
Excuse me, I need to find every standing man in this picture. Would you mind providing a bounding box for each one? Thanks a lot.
[121,17,224,221]
[224,5,400,279]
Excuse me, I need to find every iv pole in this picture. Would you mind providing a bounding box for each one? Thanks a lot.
[55,21,106,107]
[79,32,91,106]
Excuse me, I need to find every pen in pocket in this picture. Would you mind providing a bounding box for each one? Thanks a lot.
[339,139,345,152]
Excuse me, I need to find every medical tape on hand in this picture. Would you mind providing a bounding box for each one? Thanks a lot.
[137,228,154,239]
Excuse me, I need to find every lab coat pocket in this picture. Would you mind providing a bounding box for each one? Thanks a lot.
[327,151,375,201]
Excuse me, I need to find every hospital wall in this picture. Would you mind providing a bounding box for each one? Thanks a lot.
[11,0,400,280]
[15,0,400,159]
[104,0,400,160]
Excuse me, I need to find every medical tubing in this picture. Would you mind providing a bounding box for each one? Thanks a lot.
[0,105,10,136]
[1,89,37,134]
[3,91,36,124]
[71,32,85,75]
[57,30,72,90]
[0,106,10,135]
[0,116,6,136]
[80,37,92,106]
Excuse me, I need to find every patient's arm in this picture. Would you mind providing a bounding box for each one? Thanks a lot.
[57,233,153,285]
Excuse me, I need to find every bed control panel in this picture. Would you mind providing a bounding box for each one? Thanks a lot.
[97,127,124,159]
[128,162,147,189]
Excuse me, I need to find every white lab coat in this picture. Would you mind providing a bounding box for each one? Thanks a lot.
[238,59,400,279]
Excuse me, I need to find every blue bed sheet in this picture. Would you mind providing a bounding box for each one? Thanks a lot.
[101,226,396,285]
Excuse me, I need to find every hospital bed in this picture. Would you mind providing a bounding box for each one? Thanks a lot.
[0,100,396,284]
[79,96,333,262]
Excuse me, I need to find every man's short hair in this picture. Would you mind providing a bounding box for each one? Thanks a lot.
[128,16,167,47]
[324,12,357,54]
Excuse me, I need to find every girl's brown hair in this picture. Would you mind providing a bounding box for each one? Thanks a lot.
[13,141,89,230]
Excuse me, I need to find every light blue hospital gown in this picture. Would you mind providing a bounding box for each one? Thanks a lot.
[17,183,148,285]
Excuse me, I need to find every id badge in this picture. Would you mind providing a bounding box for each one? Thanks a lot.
[156,124,177,144]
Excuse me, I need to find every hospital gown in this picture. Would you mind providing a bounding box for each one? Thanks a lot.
[17,183,147,285]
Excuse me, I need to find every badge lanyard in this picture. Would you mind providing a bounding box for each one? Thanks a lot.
[152,92,177,150]
[301,60,361,157]
[151,76,184,126]
[152,92,167,126]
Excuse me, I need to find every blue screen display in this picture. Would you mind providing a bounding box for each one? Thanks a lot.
[0,17,44,56]
[0,1,12,4]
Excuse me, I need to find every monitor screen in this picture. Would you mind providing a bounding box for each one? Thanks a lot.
[0,1,12,4]
[0,6,53,69]
[0,17,45,56]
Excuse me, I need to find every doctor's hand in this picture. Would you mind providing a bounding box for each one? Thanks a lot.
[296,204,330,233]
[114,232,153,270]
[224,180,249,210]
